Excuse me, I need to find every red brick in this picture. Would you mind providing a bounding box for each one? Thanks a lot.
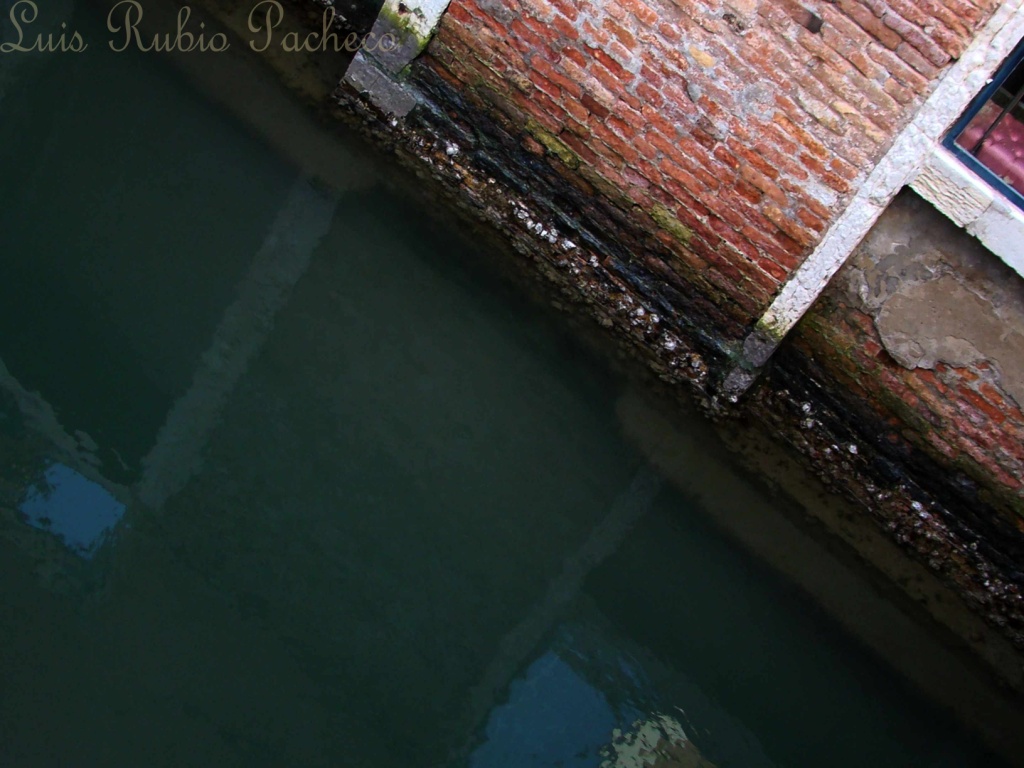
[548,0,580,22]
[740,164,788,205]
[866,41,929,92]
[551,13,578,42]
[444,2,474,25]
[606,113,637,140]
[508,20,542,53]
[837,0,902,48]
[882,11,951,67]
[727,139,782,180]
[532,57,583,98]
[558,131,601,166]
[657,21,684,43]
[592,124,642,163]
[735,179,763,205]
[581,92,611,118]
[635,81,664,109]
[795,206,827,232]
[774,113,830,160]
[980,382,1020,416]
[560,46,588,69]
[590,59,632,93]
[603,18,638,49]
[619,0,659,24]
[580,19,611,47]
[896,41,942,78]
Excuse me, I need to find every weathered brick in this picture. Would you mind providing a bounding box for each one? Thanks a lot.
[619,0,659,24]
[603,0,628,21]
[551,13,578,42]
[532,58,582,98]
[558,131,601,166]
[635,81,665,108]
[593,49,633,83]
[941,0,985,26]
[580,19,611,47]
[740,163,788,205]
[603,17,638,49]
[727,139,782,180]
[763,204,817,248]
[961,387,1008,424]
[882,11,952,67]
[735,178,763,205]
[895,41,943,78]
[836,0,901,48]
[560,46,588,70]
[425,0,996,396]
[885,0,970,52]
[822,159,857,187]
[656,21,684,44]
[592,124,643,163]
[865,41,930,92]
[855,0,886,17]
[546,0,580,21]
[774,112,830,160]
[590,58,633,93]
[508,19,542,52]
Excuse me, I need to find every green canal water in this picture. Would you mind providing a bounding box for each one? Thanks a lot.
[0,2,1012,766]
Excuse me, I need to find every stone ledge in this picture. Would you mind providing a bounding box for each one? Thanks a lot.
[911,146,1024,279]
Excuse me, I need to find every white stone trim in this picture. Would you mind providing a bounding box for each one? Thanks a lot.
[969,194,1024,275]
[910,146,994,226]
[344,0,453,116]
[737,0,1024,373]
[910,147,1024,277]
[380,0,452,44]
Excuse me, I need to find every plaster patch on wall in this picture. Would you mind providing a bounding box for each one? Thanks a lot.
[842,191,1024,409]
[876,275,1024,407]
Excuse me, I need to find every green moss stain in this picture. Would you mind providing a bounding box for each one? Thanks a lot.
[650,203,692,246]
[525,119,580,169]
[754,316,790,345]
[377,5,430,49]
[581,168,620,199]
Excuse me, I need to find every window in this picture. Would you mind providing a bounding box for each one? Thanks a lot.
[944,37,1024,210]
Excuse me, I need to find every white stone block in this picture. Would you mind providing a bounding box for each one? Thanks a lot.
[968,197,1024,278]
[910,149,994,228]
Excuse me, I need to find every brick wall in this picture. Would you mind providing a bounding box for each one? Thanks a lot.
[376,0,1024,639]
[420,0,998,333]
[791,298,1024,527]
[791,191,1024,536]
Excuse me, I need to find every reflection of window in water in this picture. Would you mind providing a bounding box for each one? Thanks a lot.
[19,463,125,559]
[468,644,723,768]
[947,38,1024,204]
[470,651,625,768]
[600,715,717,768]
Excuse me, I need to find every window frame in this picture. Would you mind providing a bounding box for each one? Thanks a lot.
[943,35,1024,212]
